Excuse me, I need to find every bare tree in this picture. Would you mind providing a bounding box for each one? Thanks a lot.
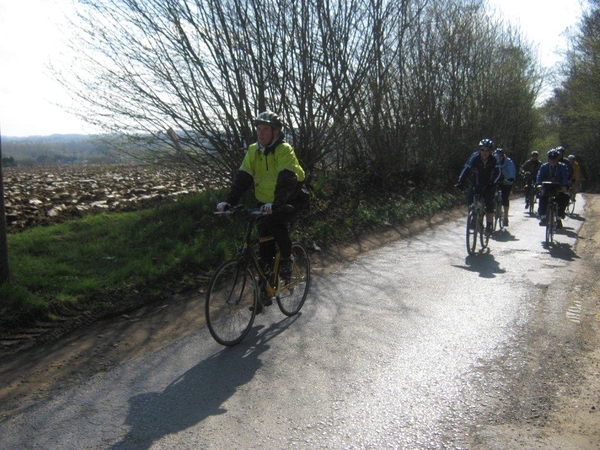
[57,0,379,178]
[55,0,543,188]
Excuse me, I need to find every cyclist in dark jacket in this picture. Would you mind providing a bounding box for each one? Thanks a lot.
[520,151,542,209]
[456,138,502,234]
[556,146,573,181]
[495,148,516,226]
[536,148,569,228]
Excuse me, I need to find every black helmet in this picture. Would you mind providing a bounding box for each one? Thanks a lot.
[494,148,504,155]
[253,111,283,129]
[547,149,559,159]
[479,138,495,149]
[556,146,565,153]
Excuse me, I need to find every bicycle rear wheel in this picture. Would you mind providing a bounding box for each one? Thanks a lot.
[205,259,257,346]
[277,243,310,316]
[466,207,478,256]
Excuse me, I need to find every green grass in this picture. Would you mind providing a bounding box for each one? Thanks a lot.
[0,184,462,330]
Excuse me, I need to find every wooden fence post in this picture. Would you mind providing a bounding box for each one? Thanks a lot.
[0,130,11,285]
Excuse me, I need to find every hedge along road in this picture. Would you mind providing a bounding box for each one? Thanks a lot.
[0,194,598,449]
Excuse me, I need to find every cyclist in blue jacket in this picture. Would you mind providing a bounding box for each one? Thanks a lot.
[456,138,502,235]
[494,148,517,226]
[536,149,569,228]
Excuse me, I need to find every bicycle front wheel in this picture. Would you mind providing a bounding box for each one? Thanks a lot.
[545,205,554,247]
[480,213,490,249]
[466,207,478,256]
[205,259,257,346]
[568,193,576,215]
[277,243,311,316]
[493,197,503,231]
[528,191,536,215]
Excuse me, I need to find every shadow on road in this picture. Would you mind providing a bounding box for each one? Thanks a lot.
[545,241,580,261]
[491,229,519,243]
[110,315,299,449]
[454,252,506,279]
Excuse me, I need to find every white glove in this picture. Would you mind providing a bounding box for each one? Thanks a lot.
[260,203,273,214]
[217,202,230,212]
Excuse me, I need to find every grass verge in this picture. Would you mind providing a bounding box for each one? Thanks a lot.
[0,180,462,336]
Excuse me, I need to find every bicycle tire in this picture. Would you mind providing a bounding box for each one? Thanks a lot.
[493,192,503,231]
[277,243,311,316]
[568,192,576,216]
[479,210,490,249]
[545,203,554,247]
[205,259,257,346]
[466,206,478,256]
[528,190,535,215]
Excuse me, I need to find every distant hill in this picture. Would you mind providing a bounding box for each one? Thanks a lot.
[2,134,121,166]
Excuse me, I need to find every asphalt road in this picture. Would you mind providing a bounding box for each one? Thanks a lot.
[0,195,593,449]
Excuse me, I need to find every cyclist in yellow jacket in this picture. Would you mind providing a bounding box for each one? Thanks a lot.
[567,154,581,193]
[217,111,308,284]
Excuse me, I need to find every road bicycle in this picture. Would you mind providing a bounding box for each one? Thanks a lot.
[492,185,504,232]
[205,206,311,346]
[466,187,490,256]
[542,182,561,247]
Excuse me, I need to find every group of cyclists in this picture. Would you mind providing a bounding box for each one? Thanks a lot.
[214,115,581,282]
[456,138,581,235]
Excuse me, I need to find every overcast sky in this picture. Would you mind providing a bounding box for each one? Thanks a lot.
[0,0,585,137]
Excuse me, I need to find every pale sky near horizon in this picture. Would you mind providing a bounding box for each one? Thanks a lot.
[0,0,586,137]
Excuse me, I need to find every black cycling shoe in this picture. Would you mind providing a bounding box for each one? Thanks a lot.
[279,257,294,282]
[249,294,272,314]
[249,303,263,315]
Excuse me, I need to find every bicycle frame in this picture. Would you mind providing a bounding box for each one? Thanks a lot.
[231,209,280,299]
